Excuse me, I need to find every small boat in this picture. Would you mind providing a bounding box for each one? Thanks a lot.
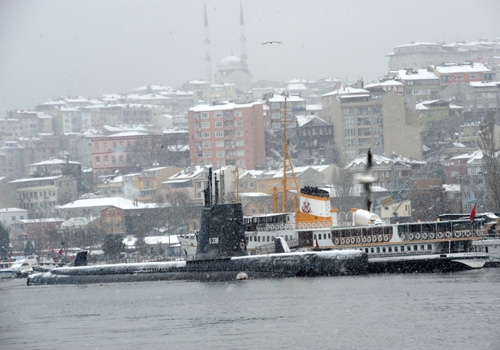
[32,257,66,272]
[3,255,40,278]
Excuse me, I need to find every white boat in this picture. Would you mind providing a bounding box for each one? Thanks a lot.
[3,255,40,278]
[32,257,65,272]
[177,233,198,260]
[0,261,16,279]
[326,209,489,272]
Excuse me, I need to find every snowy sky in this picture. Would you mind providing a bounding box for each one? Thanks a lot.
[1,0,499,116]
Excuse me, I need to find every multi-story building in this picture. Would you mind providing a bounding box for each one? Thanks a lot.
[431,62,493,89]
[161,166,208,205]
[439,81,500,121]
[268,115,335,165]
[20,136,61,175]
[100,206,126,235]
[188,102,265,169]
[0,141,26,179]
[263,94,306,131]
[0,207,28,231]
[415,100,464,144]
[10,175,78,217]
[10,218,65,253]
[5,111,54,137]
[29,158,81,178]
[388,69,440,104]
[445,151,481,184]
[91,132,148,181]
[0,177,17,208]
[321,88,422,164]
[132,166,181,203]
[387,40,500,71]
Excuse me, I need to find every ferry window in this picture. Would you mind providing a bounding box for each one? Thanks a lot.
[319,234,322,240]
[382,247,386,253]
[370,248,374,253]
[257,236,260,242]
[401,246,404,252]
[427,244,431,250]
[365,248,369,253]
[249,236,253,241]
[328,233,331,239]
[272,236,275,241]
[376,247,380,253]
[388,247,392,252]
[414,245,418,251]
[420,245,424,250]
[394,246,398,252]
[407,246,411,251]
[267,236,270,242]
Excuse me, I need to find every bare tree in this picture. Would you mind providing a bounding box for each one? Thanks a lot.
[330,166,359,213]
[479,111,500,212]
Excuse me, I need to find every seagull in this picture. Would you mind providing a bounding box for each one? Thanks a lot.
[355,149,376,212]
[262,41,283,45]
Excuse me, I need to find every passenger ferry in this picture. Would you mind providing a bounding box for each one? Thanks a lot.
[324,209,489,272]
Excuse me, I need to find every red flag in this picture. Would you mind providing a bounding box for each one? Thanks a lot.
[58,248,63,255]
[315,238,319,248]
[469,205,476,221]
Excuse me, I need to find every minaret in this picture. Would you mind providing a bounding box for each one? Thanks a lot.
[239,1,247,64]
[204,3,212,84]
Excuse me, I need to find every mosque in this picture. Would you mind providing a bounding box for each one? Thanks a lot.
[204,3,253,93]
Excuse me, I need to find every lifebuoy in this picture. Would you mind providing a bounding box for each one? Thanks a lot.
[465,231,472,237]
[415,233,421,240]
[422,233,428,240]
[350,237,355,244]
[367,236,372,243]
[437,232,444,239]
[340,238,345,244]
[334,238,340,245]
[378,235,383,242]
[454,231,461,238]
[429,233,435,239]
[408,234,414,241]
[356,237,361,244]
[362,237,367,243]
[400,234,406,241]
[446,231,452,238]
[383,235,389,242]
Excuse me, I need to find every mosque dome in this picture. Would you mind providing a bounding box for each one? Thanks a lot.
[219,55,241,66]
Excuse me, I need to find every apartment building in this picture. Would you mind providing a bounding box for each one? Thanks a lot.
[388,69,440,104]
[263,94,306,131]
[439,81,500,121]
[321,88,422,164]
[10,175,78,217]
[431,62,493,89]
[387,40,500,71]
[188,102,265,169]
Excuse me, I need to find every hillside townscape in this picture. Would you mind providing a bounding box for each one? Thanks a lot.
[1,6,499,261]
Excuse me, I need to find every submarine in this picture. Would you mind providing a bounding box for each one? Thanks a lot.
[28,169,367,285]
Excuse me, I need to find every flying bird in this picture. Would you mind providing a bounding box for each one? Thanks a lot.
[261,41,283,45]
[355,149,376,212]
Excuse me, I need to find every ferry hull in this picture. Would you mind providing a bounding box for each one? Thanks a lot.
[368,253,489,273]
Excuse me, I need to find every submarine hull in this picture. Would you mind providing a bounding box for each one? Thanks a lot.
[27,250,367,285]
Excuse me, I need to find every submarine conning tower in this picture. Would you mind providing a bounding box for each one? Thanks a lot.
[195,168,246,260]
